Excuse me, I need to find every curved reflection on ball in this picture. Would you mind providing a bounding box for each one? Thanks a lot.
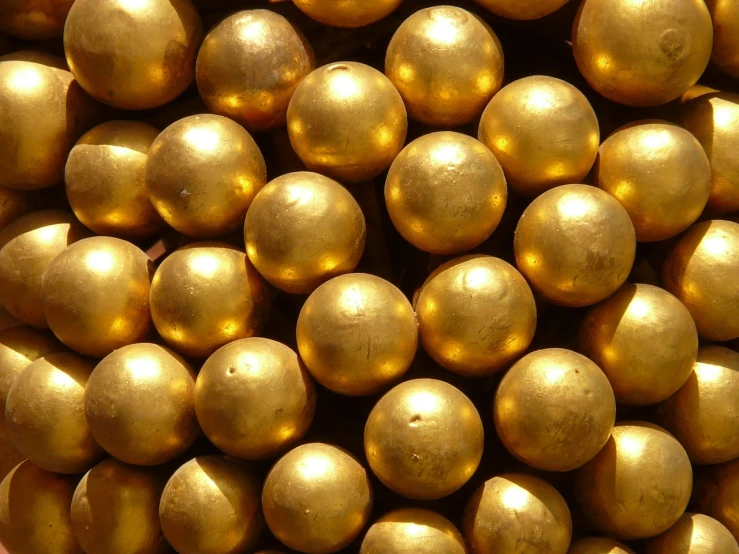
[360,508,467,554]
[569,537,635,554]
[293,0,402,27]
[646,513,739,554]
[474,0,569,19]
[710,0,739,77]
[0,0,75,39]
[0,187,30,232]
[695,459,739,540]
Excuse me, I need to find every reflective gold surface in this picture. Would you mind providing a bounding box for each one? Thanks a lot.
[262,443,372,554]
[84,343,199,466]
[568,537,635,554]
[646,513,739,554]
[287,62,407,183]
[475,0,569,19]
[296,273,417,396]
[0,186,30,232]
[479,76,599,197]
[245,172,366,294]
[514,184,636,307]
[416,256,535,376]
[0,0,75,39]
[360,508,467,554]
[293,0,403,27]
[364,379,483,500]
[695,459,739,540]
[709,0,739,77]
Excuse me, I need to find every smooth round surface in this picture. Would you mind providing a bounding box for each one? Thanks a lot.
[695,459,739,540]
[364,379,483,500]
[514,184,636,307]
[293,0,402,27]
[0,0,75,39]
[0,187,30,232]
[84,343,199,466]
[262,443,373,554]
[646,513,739,554]
[475,0,569,19]
[479,76,599,197]
[569,538,635,554]
[360,508,467,554]
[287,62,407,183]
[245,172,366,294]
[710,0,739,77]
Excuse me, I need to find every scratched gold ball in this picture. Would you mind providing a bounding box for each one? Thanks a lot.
[646,513,739,554]
[360,508,467,554]
[297,273,417,396]
[287,62,407,183]
[262,443,373,554]
[695,459,739,540]
[514,184,636,307]
[0,0,75,39]
[568,538,635,554]
[245,171,366,294]
[478,76,599,197]
[293,0,402,27]
[0,187,30,232]
[474,0,569,19]
[709,0,739,77]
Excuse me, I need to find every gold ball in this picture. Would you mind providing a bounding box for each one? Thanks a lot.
[160,456,263,554]
[514,184,636,307]
[360,508,467,554]
[364,378,483,499]
[474,0,569,19]
[478,76,599,197]
[245,172,366,294]
[297,273,417,396]
[646,513,739,554]
[262,443,373,554]
[287,62,407,183]
[0,186,31,232]
[84,343,199,466]
[0,0,75,39]
[662,220,739,341]
[578,284,698,405]
[0,439,24,483]
[574,422,693,540]
[293,0,402,27]
[195,337,315,459]
[463,473,572,554]
[595,121,711,241]
[150,242,269,359]
[416,255,535,376]
[196,10,315,132]
[42,236,154,358]
[695,459,739,540]
[568,538,635,554]
[710,1,739,77]
[66,120,165,239]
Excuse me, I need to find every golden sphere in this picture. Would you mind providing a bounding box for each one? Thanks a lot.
[262,443,372,554]
[514,184,636,307]
[662,220,739,341]
[360,508,467,554]
[478,76,599,197]
[646,513,739,554]
[84,343,199,466]
[195,337,315,459]
[42,236,153,358]
[474,0,569,20]
[296,273,417,396]
[574,422,693,540]
[568,538,635,554]
[245,172,366,294]
[0,186,30,232]
[709,0,739,77]
[196,10,315,132]
[150,242,269,359]
[66,120,164,239]
[71,458,170,554]
[695,459,739,540]
[160,456,263,554]
[416,255,535,376]
[595,121,711,242]
[463,473,572,554]
[0,0,75,39]
[0,439,24,482]
[287,62,407,183]
[579,284,698,406]
[364,379,483,499]
[293,0,402,27]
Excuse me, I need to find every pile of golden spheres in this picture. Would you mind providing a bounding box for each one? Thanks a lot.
[1,0,739,553]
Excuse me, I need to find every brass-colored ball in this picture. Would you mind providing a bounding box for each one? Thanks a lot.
[579,284,698,406]
[287,62,407,183]
[84,343,199,466]
[513,184,636,307]
[296,273,417,396]
[63,0,203,110]
[262,443,373,554]
[681,84,719,103]
[568,538,635,554]
[695,459,739,540]
[66,120,164,239]
[0,186,30,232]
[595,121,711,241]
[710,0,739,77]
[42,236,154,358]
[160,456,263,554]
[360,508,467,554]
[245,172,366,294]
[662,220,739,341]
[646,513,739,554]
[293,0,402,27]
[0,0,75,39]
[574,422,693,540]
[364,379,483,500]
[478,76,599,197]
[150,242,269,359]
[195,337,315,459]
[416,255,535,376]
[474,0,569,20]
[0,439,24,483]
[463,473,572,554]
[196,10,315,132]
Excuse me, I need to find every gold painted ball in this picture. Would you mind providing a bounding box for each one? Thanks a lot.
[0,439,24,483]
[695,459,739,540]
[709,0,739,77]
[293,0,402,27]
[568,538,635,554]
[0,0,75,39]
[646,513,739,554]
[360,508,467,554]
[474,0,568,19]
[0,186,30,232]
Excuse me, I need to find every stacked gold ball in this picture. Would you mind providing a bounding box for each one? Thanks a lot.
[293,0,403,27]
[474,0,569,20]
[360,509,467,554]
[695,459,739,540]
[0,1,76,40]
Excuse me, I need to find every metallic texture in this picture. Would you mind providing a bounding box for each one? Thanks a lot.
[0,0,75,40]
[0,187,31,233]
[568,538,635,554]
[360,508,467,554]
[695,459,739,541]
[293,0,403,28]
[708,0,739,77]
[474,0,569,20]
[646,513,739,554]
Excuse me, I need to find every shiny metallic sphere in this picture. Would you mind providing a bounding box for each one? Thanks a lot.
[646,513,739,554]
[474,0,569,20]
[569,537,635,554]
[293,0,402,27]
[710,0,739,77]
[0,0,75,39]
[695,459,739,541]
[0,187,30,232]
[360,508,467,554]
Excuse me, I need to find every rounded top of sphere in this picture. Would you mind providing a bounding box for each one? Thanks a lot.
[569,537,635,554]
[0,1,76,40]
[360,508,467,554]
[646,513,739,554]
[474,0,570,20]
[293,0,403,27]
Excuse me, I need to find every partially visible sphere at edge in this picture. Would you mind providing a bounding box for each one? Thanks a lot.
[645,513,739,554]
[293,0,403,27]
[360,508,467,554]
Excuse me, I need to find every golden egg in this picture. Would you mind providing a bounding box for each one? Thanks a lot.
[662,220,739,341]
[360,508,467,554]
[293,0,402,27]
[474,0,569,19]
[245,172,366,294]
[296,273,417,396]
[568,537,635,554]
[709,0,739,77]
[478,76,599,197]
[514,184,636,307]
[364,379,483,500]
[0,186,30,232]
[416,255,535,376]
[646,513,739,554]
[160,456,263,554]
[595,121,711,241]
[262,443,372,554]
[463,473,572,554]
[150,242,269,359]
[42,236,153,358]
[695,459,739,540]
[287,62,407,183]
[0,0,75,39]
[84,343,199,466]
